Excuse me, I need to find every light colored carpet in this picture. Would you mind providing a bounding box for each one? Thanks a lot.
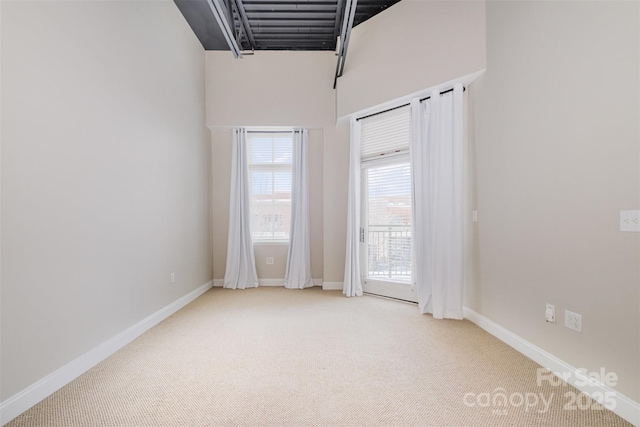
[7,287,631,426]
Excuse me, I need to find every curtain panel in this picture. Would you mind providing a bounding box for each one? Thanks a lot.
[343,117,363,297]
[224,128,259,289]
[284,129,313,289]
[410,84,464,319]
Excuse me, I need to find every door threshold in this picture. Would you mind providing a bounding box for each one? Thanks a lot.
[363,292,418,305]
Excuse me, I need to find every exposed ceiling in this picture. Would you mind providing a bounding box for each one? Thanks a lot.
[174,0,401,52]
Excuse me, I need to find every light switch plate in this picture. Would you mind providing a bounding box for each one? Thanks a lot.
[620,210,640,232]
[545,303,555,323]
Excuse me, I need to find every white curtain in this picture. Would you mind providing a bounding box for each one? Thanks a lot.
[410,84,464,319]
[224,128,259,289]
[343,116,363,297]
[284,129,313,289]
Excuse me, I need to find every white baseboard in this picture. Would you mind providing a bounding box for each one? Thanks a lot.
[213,278,323,288]
[260,278,284,286]
[0,281,213,426]
[463,307,640,426]
[322,281,343,291]
[261,278,323,287]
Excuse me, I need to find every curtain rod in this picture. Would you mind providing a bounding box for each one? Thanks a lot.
[245,130,304,133]
[356,86,465,122]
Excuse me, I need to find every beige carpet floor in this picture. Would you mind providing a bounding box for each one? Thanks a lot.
[7,287,631,426]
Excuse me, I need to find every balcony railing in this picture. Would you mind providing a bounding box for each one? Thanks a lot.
[367,225,411,283]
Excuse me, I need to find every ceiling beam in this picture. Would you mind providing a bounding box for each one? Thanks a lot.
[248,19,335,27]
[333,0,357,88]
[337,0,357,76]
[251,27,334,33]
[232,0,257,50]
[244,4,337,11]
[206,0,243,58]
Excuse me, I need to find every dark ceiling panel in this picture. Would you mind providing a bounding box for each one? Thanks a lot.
[174,0,402,52]
[174,0,229,50]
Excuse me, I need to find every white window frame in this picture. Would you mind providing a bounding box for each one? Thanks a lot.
[246,131,293,244]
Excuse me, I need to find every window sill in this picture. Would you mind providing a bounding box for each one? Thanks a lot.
[253,241,289,246]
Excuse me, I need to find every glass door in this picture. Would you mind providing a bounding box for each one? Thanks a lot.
[361,158,417,302]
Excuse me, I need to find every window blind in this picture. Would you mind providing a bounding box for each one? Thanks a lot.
[360,105,410,161]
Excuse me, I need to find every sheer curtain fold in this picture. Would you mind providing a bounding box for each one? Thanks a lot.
[284,129,313,289]
[411,84,464,319]
[224,128,259,290]
[343,116,363,297]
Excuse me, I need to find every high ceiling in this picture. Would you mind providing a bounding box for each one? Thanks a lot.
[174,0,401,52]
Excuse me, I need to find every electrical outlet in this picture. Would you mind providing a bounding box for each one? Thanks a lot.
[620,210,640,232]
[565,310,582,333]
[170,272,175,284]
[545,303,555,323]
[266,257,274,265]
[472,210,478,223]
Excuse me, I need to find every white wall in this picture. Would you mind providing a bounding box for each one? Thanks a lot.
[320,123,350,283]
[206,51,336,127]
[0,0,211,401]
[337,0,486,118]
[206,51,348,284]
[470,1,639,401]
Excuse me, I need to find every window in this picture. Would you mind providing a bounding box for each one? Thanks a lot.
[361,106,412,285]
[247,132,293,242]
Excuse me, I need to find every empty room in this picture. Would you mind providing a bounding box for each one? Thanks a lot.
[1,0,638,426]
